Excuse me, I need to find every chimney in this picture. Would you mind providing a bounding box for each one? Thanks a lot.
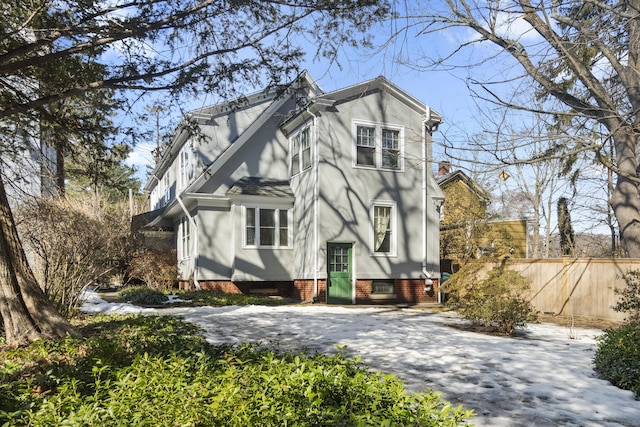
[437,161,451,176]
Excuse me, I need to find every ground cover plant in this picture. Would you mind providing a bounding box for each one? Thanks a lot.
[593,269,640,396]
[167,289,291,307]
[115,286,290,308]
[0,314,473,426]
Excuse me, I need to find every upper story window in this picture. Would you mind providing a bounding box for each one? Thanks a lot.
[244,207,291,248]
[290,125,311,176]
[354,121,404,171]
[162,172,170,206]
[179,145,194,190]
[371,201,396,256]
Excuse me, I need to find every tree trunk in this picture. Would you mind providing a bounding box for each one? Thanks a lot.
[56,146,65,197]
[611,130,640,258]
[0,172,78,346]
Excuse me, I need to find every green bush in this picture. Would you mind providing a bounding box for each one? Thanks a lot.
[613,269,640,324]
[594,323,640,396]
[119,286,168,305]
[443,261,537,335]
[0,315,474,426]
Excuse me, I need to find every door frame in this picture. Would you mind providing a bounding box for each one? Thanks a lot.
[326,242,355,304]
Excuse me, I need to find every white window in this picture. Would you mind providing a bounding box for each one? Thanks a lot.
[354,121,403,170]
[179,216,192,260]
[244,207,291,248]
[370,201,396,256]
[162,172,170,206]
[290,125,311,176]
[179,145,194,189]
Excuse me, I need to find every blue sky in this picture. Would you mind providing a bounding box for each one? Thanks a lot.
[124,20,479,182]
[121,4,612,236]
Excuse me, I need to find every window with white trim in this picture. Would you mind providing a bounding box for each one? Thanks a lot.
[371,201,396,255]
[162,172,170,206]
[179,216,192,259]
[244,207,291,248]
[179,145,194,190]
[354,121,403,170]
[290,125,311,176]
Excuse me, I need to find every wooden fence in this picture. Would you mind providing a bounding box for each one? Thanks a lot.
[479,258,640,322]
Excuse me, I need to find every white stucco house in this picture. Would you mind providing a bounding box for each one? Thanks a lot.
[141,72,445,304]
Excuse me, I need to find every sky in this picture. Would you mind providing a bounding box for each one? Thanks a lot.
[121,3,612,236]
[122,8,480,183]
[82,291,640,427]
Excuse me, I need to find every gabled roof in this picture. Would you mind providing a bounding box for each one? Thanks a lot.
[144,71,323,193]
[321,76,437,118]
[279,76,442,136]
[436,170,491,203]
[179,71,321,195]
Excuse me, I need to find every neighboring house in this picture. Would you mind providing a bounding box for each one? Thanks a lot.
[141,71,445,304]
[0,126,57,210]
[435,161,527,274]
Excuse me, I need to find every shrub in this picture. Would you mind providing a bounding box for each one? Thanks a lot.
[594,323,640,396]
[613,270,640,324]
[0,315,474,426]
[15,193,134,316]
[127,248,177,291]
[443,261,537,335]
[119,286,168,305]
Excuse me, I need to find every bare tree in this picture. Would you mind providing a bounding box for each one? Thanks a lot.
[392,0,640,257]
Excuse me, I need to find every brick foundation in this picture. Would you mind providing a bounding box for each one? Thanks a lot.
[293,278,438,304]
[355,278,439,304]
[181,280,293,297]
[179,278,438,305]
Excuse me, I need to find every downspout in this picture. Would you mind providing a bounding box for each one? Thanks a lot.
[177,194,201,290]
[309,108,319,301]
[422,108,436,300]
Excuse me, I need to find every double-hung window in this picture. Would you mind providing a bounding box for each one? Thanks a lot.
[371,201,396,256]
[382,128,400,169]
[180,216,192,260]
[290,125,311,176]
[179,145,194,190]
[354,121,403,170]
[162,172,170,206]
[245,207,291,248]
[356,125,376,167]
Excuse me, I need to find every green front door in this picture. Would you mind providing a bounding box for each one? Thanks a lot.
[327,243,352,304]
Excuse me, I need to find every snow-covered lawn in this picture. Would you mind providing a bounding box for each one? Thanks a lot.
[81,292,640,426]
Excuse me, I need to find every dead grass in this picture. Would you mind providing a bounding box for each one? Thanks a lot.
[537,313,622,331]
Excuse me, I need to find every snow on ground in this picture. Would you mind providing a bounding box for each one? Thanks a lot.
[81,292,640,427]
